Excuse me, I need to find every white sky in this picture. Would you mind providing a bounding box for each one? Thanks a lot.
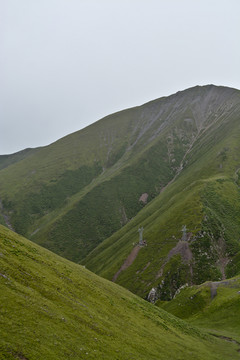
[1,0,240,154]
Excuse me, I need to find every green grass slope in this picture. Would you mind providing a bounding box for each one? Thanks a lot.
[0,86,202,260]
[157,276,240,343]
[1,225,238,359]
[0,148,41,171]
[1,85,240,266]
[84,87,240,299]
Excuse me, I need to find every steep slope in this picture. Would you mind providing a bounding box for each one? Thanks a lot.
[0,85,239,266]
[157,276,240,343]
[1,225,238,360]
[0,148,41,171]
[84,86,240,299]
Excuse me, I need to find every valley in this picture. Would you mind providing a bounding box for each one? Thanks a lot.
[1,85,240,358]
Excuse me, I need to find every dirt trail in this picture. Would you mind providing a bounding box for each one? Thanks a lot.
[0,199,14,231]
[156,240,193,280]
[112,245,142,282]
[218,257,229,280]
[211,333,240,353]
[208,277,240,300]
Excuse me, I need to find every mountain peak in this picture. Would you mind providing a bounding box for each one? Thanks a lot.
[1,84,240,302]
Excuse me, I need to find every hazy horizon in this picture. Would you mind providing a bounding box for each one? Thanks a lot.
[1,0,240,155]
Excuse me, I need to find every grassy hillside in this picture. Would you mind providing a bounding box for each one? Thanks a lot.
[0,85,239,267]
[84,87,240,298]
[157,276,240,343]
[0,98,182,260]
[1,225,239,359]
[1,85,240,302]
[0,148,41,171]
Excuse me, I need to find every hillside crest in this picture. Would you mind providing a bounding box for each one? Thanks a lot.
[1,84,240,300]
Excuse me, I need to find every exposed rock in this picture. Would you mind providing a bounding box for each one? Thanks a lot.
[147,287,158,303]
[0,273,8,279]
[139,193,149,204]
[173,283,189,298]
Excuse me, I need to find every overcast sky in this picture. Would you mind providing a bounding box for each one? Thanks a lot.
[1,0,240,155]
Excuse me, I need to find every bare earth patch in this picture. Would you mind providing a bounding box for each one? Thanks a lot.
[139,193,149,204]
[112,245,142,282]
[156,240,193,279]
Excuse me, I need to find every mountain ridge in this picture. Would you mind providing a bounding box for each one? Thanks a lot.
[1,84,240,300]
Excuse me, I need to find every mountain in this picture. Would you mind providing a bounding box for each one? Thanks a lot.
[1,84,240,300]
[157,276,240,343]
[84,85,240,298]
[0,148,41,171]
[2,225,239,359]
